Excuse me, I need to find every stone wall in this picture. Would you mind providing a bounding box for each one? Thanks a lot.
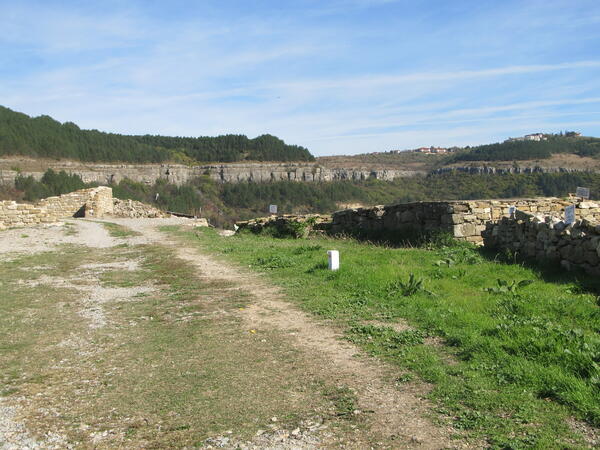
[330,198,600,244]
[0,187,113,230]
[112,198,168,218]
[483,211,600,275]
[236,214,331,237]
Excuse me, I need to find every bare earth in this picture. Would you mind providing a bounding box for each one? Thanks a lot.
[1,218,471,449]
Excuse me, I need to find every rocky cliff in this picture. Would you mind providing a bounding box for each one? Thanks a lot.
[434,165,596,175]
[0,158,423,186]
[2,157,597,188]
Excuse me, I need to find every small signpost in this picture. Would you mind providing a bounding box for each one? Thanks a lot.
[508,205,516,218]
[576,186,590,200]
[565,204,576,225]
[269,204,278,214]
[327,250,340,271]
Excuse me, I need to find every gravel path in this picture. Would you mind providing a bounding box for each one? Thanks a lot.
[0,219,160,449]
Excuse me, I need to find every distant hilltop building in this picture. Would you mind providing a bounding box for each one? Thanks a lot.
[407,146,456,154]
[505,131,581,143]
[505,133,547,143]
[386,146,461,155]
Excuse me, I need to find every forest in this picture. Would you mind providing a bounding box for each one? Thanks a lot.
[6,170,600,227]
[449,134,600,162]
[0,106,314,163]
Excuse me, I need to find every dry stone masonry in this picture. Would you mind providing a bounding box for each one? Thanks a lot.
[483,207,600,275]
[236,214,331,237]
[235,197,600,246]
[0,187,168,230]
[330,198,600,244]
[0,187,113,230]
[112,198,168,218]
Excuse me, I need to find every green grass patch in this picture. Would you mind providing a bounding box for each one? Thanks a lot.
[101,221,142,238]
[174,227,600,448]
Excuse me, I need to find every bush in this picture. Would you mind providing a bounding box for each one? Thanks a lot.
[15,169,87,201]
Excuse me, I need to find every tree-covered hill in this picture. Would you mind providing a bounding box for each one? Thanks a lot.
[450,134,600,163]
[0,106,314,163]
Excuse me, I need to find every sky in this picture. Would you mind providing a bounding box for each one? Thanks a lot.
[1,0,600,156]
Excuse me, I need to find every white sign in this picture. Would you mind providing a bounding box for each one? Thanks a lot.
[565,204,576,225]
[576,186,590,199]
[269,204,278,214]
[508,206,516,217]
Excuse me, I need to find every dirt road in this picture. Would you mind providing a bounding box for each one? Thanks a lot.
[0,218,468,449]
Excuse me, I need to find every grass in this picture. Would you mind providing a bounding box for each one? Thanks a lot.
[173,227,600,448]
[100,221,141,238]
[0,239,348,447]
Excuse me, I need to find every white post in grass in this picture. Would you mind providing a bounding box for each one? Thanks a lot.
[327,250,339,271]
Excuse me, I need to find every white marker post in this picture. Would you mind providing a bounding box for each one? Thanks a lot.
[327,250,340,271]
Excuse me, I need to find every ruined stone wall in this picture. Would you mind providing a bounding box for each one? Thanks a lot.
[236,214,332,237]
[112,198,168,218]
[0,186,113,230]
[330,198,600,244]
[483,211,600,276]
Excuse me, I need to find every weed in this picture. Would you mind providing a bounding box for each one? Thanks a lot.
[429,268,444,279]
[387,273,434,297]
[305,261,328,273]
[435,257,455,267]
[292,244,323,255]
[395,373,414,384]
[451,269,466,280]
[280,221,311,239]
[485,279,533,295]
[347,325,425,360]
[254,255,294,269]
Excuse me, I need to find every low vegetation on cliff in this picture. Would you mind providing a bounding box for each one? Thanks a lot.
[181,227,600,447]
[0,106,314,163]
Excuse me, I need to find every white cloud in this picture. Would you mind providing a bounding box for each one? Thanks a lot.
[1,1,599,156]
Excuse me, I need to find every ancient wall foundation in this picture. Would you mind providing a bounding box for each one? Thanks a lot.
[483,211,600,276]
[330,198,600,244]
[236,214,332,237]
[0,187,113,230]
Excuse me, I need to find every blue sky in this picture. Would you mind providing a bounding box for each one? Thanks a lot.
[1,0,599,156]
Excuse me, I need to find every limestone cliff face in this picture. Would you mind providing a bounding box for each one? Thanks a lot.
[0,160,423,186]
[434,166,594,175]
[2,158,594,188]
